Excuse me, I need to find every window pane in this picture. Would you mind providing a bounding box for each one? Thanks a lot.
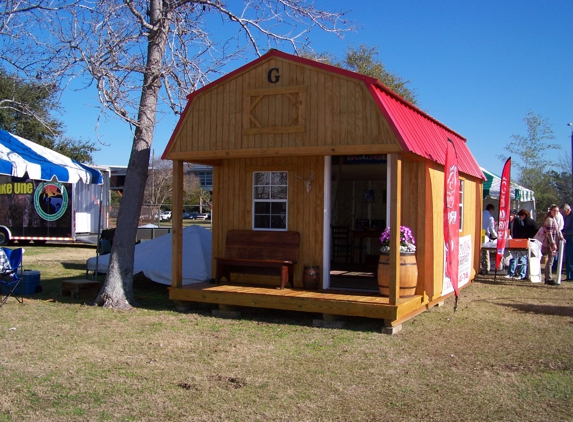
[254,172,270,186]
[255,202,270,214]
[254,186,270,199]
[270,214,287,229]
[271,185,288,199]
[254,215,270,228]
[271,202,287,213]
[271,171,287,185]
[252,170,288,231]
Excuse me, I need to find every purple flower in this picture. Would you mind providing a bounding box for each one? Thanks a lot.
[379,226,416,252]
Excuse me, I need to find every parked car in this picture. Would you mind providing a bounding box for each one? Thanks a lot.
[160,211,172,221]
[181,212,210,220]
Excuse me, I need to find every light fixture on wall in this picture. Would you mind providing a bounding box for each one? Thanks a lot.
[294,171,314,193]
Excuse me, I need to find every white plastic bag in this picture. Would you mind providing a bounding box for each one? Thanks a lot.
[533,227,545,243]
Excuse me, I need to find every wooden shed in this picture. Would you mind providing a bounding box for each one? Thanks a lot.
[162,49,485,331]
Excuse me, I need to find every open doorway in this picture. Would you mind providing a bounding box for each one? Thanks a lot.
[329,155,388,291]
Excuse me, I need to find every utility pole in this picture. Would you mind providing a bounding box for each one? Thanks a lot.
[152,149,155,204]
[569,123,573,201]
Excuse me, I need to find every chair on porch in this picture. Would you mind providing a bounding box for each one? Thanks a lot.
[331,225,352,263]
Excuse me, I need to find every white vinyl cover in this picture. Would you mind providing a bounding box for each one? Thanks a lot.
[86,225,212,285]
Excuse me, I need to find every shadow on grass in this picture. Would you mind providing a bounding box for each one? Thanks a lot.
[496,301,573,317]
[475,277,573,291]
[31,274,383,332]
[61,262,90,271]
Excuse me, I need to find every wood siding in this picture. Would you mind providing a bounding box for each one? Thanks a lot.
[165,57,402,160]
[363,159,482,302]
[211,156,324,288]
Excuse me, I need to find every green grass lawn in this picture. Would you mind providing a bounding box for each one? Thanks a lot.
[1,244,572,421]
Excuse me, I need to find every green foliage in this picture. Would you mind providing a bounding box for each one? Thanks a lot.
[52,137,99,163]
[341,45,417,104]
[500,111,564,222]
[0,67,98,162]
[110,190,122,206]
[544,170,571,206]
[0,67,62,139]
[302,44,417,105]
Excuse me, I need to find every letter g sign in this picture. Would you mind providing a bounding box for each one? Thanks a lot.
[267,68,280,83]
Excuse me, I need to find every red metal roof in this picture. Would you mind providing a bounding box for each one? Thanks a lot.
[164,49,485,180]
[368,84,484,180]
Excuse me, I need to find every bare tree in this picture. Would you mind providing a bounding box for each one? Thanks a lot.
[1,1,351,309]
[499,111,560,222]
[145,156,201,217]
[144,157,173,219]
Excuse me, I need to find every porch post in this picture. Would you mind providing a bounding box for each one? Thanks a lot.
[171,160,183,288]
[323,156,332,289]
[389,154,402,305]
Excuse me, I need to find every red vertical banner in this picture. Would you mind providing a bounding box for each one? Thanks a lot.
[443,139,460,297]
[495,158,512,270]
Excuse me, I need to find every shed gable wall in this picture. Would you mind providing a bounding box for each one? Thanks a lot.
[167,57,401,159]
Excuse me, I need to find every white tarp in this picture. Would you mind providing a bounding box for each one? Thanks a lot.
[86,225,212,285]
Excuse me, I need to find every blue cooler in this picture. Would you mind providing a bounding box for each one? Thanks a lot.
[2,270,42,296]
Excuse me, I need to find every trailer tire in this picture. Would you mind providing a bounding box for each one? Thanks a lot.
[0,229,9,246]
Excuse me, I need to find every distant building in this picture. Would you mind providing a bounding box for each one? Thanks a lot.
[108,163,213,195]
[186,163,213,193]
[109,166,128,194]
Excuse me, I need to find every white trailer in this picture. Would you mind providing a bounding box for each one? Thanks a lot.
[0,130,109,245]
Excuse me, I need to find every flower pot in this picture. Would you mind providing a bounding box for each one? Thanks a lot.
[303,266,320,289]
[377,252,418,297]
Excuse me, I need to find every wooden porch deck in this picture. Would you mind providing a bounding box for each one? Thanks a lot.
[169,282,427,323]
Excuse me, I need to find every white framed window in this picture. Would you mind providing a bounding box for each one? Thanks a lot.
[252,171,288,230]
[459,179,464,231]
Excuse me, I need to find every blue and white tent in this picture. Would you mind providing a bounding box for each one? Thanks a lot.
[0,129,102,184]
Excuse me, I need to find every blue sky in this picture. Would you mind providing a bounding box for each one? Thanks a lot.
[59,0,573,174]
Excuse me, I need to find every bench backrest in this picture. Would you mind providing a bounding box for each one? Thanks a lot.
[224,230,299,262]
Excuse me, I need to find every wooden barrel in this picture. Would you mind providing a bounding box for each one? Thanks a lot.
[303,266,320,289]
[377,253,418,297]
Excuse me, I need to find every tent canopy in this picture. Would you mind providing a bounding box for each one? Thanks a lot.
[481,167,534,202]
[0,129,102,184]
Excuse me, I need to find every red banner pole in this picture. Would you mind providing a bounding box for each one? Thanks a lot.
[444,138,460,302]
[495,158,512,273]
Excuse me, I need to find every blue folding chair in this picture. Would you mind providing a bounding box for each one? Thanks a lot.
[0,247,24,306]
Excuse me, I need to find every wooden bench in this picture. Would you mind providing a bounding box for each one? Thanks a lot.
[216,230,300,289]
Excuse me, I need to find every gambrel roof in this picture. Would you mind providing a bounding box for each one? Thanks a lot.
[164,49,484,180]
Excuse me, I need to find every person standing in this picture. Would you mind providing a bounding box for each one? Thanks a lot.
[481,204,497,274]
[506,209,538,279]
[519,209,540,239]
[543,204,565,285]
[556,205,565,231]
[562,204,573,281]
[550,204,566,271]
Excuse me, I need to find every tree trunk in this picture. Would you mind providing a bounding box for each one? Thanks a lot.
[95,3,172,309]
